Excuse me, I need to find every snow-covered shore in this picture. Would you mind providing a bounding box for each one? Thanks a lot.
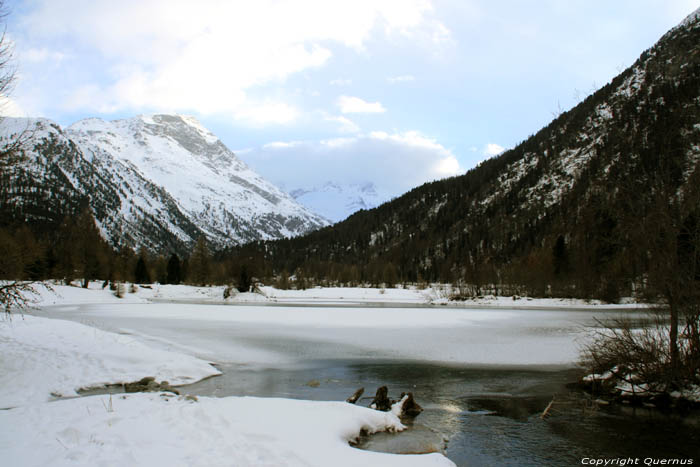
[0,314,221,409]
[0,392,453,467]
[1,284,456,466]
[34,281,649,310]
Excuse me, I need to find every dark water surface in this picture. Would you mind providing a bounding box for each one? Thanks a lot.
[181,360,700,467]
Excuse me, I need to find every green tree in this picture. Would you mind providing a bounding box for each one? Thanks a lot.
[74,209,106,288]
[166,253,182,285]
[382,262,398,288]
[552,235,569,277]
[237,264,252,292]
[0,228,22,279]
[188,237,211,286]
[134,252,151,284]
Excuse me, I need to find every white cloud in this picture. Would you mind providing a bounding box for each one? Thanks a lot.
[263,141,304,150]
[0,97,27,117]
[387,75,415,84]
[324,115,360,133]
[24,48,66,64]
[337,95,386,114]
[232,101,300,126]
[247,130,461,197]
[330,79,352,86]
[320,137,357,148]
[15,0,446,124]
[430,21,452,44]
[483,143,505,157]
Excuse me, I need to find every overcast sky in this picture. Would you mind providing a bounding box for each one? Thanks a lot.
[5,0,698,197]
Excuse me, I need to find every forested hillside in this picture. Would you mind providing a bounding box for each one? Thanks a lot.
[224,11,700,301]
[1,9,698,301]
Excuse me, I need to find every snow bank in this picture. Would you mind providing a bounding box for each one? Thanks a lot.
[0,309,454,466]
[32,282,146,306]
[0,392,454,467]
[0,315,220,408]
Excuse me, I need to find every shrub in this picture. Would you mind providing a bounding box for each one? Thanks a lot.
[581,312,700,395]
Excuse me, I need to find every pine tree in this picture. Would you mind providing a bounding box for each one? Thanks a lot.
[134,253,151,284]
[166,253,182,285]
[237,264,252,292]
[188,237,211,286]
[552,235,569,277]
[74,209,105,288]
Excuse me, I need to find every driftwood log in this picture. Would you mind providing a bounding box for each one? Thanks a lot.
[347,386,423,419]
[124,376,180,395]
[370,386,393,411]
[346,387,364,404]
[398,392,423,417]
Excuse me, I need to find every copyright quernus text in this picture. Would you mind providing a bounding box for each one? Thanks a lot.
[581,459,694,466]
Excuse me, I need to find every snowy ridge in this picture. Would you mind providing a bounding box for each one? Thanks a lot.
[290,181,386,222]
[471,10,700,218]
[2,114,328,252]
[671,6,700,33]
[67,114,329,245]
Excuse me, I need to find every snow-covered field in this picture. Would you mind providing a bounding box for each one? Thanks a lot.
[1,283,648,466]
[2,284,463,466]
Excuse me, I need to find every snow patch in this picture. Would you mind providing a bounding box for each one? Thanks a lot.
[0,314,220,408]
[0,393,453,467]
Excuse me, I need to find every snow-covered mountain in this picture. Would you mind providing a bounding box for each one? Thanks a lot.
[0,114,328,252]
[233,6,700,298]
[289,181,387,222]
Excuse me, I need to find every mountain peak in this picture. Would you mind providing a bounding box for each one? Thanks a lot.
[290,180,386,222]
[5,114,328,253]
[139,113,219,144]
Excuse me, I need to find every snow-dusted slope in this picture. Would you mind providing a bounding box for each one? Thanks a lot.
[290,181,387,222]
[473,7,700,216]
[0,114,328,252]
[234,6,700,297]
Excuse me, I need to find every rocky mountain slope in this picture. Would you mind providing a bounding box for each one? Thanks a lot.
[232,7,700,298]
[0,114,328,253]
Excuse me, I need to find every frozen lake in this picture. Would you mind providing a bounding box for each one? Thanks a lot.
[32,302,700,465]
[34,302,643,368]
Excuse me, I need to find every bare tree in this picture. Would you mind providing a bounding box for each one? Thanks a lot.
[0,1,45,316]
[0,0,32,167]
[580,152,700,391]
[0,2,14,108]
[1,281,39,315]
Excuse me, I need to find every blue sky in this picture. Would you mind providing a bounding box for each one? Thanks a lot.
[5,0,698,198]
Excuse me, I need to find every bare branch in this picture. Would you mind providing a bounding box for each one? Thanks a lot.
[0,280,46,316]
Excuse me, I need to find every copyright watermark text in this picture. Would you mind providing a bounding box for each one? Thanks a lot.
[581,459,694,466]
